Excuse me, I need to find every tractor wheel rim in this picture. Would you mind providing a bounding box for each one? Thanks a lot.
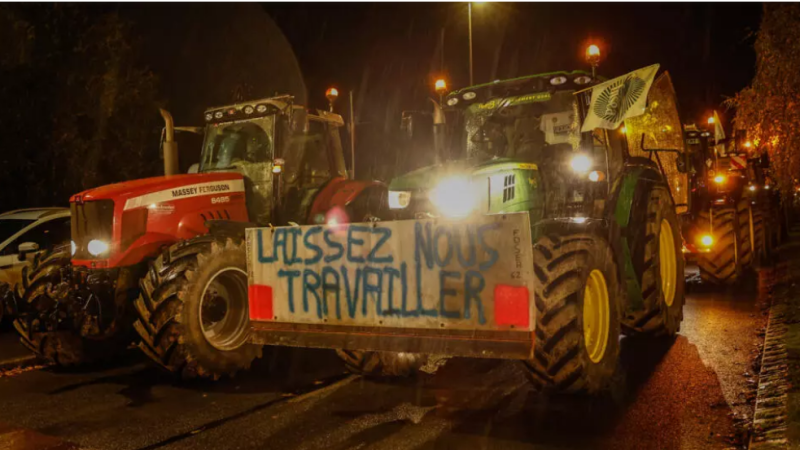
[659,219,677,307]
[583,269,610,364]
[200,268,250,351]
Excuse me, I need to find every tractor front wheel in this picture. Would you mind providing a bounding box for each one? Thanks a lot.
[134,236,262,379]
[522,233,621,393]
[13,247,132,365]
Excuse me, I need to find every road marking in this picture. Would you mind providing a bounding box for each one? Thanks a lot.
[134,373,357,450]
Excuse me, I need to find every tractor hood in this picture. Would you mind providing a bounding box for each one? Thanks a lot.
[70,172,244,207]
[388,160,473,192]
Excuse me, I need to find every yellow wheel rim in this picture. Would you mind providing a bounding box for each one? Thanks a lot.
[659,219,677,307]
[583,269,610,364]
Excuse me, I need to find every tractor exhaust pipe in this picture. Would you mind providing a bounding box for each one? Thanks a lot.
[160,108,179,176]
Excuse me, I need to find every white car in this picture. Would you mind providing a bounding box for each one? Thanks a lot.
[0,208,71,288]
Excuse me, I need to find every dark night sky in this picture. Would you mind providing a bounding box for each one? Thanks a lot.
[263,2,762,127]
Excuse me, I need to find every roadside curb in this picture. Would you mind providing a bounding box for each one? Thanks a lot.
[750,297,790,449]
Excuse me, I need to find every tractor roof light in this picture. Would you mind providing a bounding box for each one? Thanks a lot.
[326,87,339,112]
[586,44,601,66]
[434,79,447,94]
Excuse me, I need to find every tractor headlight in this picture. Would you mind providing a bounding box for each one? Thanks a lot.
[71,240,77,256]
[570,154,592,174]
[700,234,713,247]
[87,239,109,257]
[388,191,412,209]
[429,176,478,218]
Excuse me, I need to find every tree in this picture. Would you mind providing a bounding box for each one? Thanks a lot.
[728,4,800,197]
[0,5,161,210]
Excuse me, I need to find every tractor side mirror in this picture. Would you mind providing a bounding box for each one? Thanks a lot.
[17,242,39,261]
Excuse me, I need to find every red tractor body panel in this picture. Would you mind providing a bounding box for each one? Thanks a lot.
[71,172,249,269]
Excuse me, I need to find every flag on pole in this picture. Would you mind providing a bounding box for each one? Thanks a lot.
[580,64,660,132]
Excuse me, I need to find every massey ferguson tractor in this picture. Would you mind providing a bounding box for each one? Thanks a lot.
[244,62,688,394]
[14,93,387,379]
[682,120,780,285]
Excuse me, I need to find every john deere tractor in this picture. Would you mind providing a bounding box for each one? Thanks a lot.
[14,94,387,378]
[245,66,687,393]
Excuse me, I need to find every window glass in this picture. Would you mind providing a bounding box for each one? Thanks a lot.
[0,219,35,243]
[283,119,332,188]
[2,217,71,256]
[200,117,274,171]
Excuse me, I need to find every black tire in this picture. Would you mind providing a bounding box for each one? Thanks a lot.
[522,233,621,393]
[625,186,685,336]
[736,199,754,269]
[696,207,740,285]
[752,208,768,265]
[12,247,130,365]
[133,236,262,379]
[336,350,427,377]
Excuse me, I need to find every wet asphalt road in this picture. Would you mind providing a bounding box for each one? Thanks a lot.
[0,270,767,450]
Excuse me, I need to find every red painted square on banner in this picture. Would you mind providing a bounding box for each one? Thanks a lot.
[493,285,530,328]
[248,284,273,321]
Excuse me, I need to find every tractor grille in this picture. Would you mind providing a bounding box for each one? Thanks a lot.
[71,200,114,259]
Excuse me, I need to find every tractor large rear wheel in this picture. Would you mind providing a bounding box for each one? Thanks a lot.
[13,247,132,365]
[697,207,740,285]
[625,186,685,336]
[134,236,262,379]
[522,233,621,393]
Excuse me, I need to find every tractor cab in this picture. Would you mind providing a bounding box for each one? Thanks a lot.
[200,97,347,225]
[389,71,601,221]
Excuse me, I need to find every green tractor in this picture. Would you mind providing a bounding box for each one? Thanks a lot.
[362,65,689,392]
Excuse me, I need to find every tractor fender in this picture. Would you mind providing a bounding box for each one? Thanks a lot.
[309,177,388,224]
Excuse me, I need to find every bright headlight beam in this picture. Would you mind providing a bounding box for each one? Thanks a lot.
[87,239,109,257]
[71,240,77,256]
[429,176,478,218]
[570,154,592,174]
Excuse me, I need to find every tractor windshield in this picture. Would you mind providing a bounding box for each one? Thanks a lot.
[451,90,578,162]
[200,116,275,172]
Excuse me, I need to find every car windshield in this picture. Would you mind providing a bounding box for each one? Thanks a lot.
[0,219,35,241]
[450,90,578,162]
[200,116,275,171]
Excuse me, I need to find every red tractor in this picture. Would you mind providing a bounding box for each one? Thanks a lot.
[14,93,387,378]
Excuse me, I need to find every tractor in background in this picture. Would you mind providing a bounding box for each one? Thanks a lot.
[681,117,780,285]
[14,92,387,379]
